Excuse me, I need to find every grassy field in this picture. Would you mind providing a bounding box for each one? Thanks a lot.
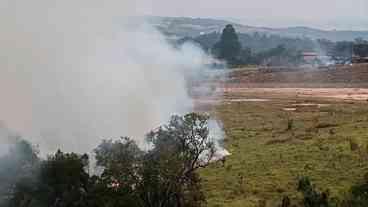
[201,97,368,207]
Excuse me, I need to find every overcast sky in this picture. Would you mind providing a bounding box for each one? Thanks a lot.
[134,0,368,30]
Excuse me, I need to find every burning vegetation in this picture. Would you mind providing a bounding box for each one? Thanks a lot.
[1,1,368,207]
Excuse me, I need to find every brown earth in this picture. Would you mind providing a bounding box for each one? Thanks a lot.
[221,63,368,102]
[194,64,368,111]
[227,63,368,89]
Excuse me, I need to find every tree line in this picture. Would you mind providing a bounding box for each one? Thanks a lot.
[0,113,215,207]
[177,25,368,68]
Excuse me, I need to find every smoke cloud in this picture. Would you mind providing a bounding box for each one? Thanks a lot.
[0,124,17,157]
[0,0,223,156]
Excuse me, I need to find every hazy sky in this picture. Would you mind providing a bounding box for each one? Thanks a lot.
[135,0,368,30]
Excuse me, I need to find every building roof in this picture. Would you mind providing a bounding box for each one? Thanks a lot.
[302,52,318,57]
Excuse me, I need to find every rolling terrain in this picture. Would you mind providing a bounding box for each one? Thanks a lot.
[145,16,368,41]
[197,64,368,207]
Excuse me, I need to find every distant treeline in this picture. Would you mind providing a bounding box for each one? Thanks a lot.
[176,25,368,67]
[188,31,315,53]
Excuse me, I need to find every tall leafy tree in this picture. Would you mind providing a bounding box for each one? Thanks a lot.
[213,24,242,66]
[94,113,215,207]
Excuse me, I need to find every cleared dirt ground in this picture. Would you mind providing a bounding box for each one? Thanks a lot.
[228,64,368,88]
[222,88,368,101]
[194,64,368,108]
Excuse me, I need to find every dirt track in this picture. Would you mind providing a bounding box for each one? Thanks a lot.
[221,87,368,101]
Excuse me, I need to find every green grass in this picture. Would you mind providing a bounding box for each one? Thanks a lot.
[201,99,368,207]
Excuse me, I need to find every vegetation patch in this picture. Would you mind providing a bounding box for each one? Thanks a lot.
[201,99,368,207]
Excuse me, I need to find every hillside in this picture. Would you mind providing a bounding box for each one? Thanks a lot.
[145,16,368,42]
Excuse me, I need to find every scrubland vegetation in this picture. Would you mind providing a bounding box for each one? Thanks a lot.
[4,98,368,207]
[201,98,368,207]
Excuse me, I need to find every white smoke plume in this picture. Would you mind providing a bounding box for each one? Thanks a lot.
[0,0,226,156]
[0,124,18,157]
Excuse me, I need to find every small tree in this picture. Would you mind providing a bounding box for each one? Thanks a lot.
[340,173,368,207]
[297,177,330,207]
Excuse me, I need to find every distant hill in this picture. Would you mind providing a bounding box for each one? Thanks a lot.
[145,16,368,42]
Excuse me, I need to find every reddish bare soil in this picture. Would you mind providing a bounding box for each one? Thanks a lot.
[227,64,368,88]
[221,88,368,101]
[194,64,368,111]
[221,64,368,101]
